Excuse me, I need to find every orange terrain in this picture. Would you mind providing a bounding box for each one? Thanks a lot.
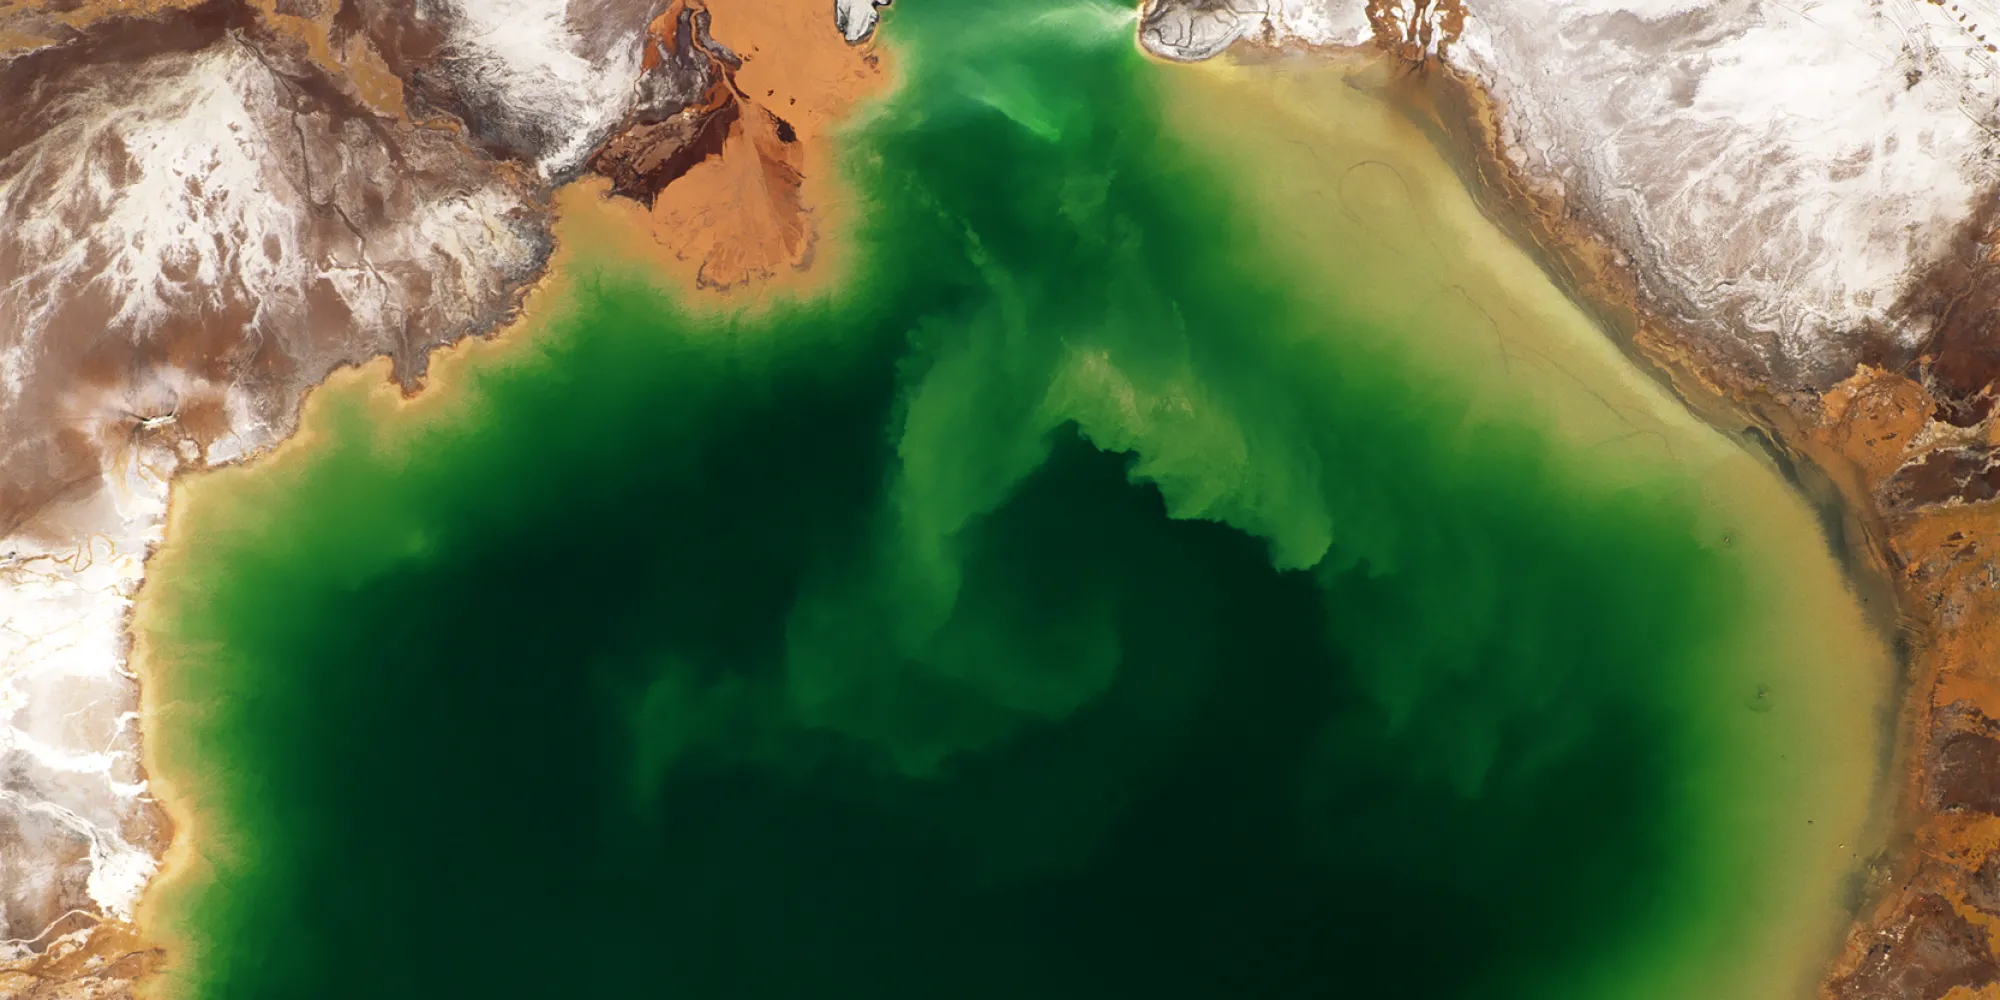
[586,0,890,297]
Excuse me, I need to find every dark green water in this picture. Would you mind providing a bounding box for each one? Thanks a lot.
[148,2,1758,997]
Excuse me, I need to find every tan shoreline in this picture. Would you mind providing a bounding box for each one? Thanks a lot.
[125,2,895,991]
[1152,43,1907,997]
[119,12,1927,1000]
[126,183,576,1000]
[1326,36,1964,1000]
[1160,45,1899,998]
[1401,59,1942,1000]
[126,189,856,998]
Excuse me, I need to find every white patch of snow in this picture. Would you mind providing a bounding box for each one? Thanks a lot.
[0,455,169,927]
[0,45,539,354]
[0,37,542,942]
[0,47,297,343]
[836,0,892,43]
[1264,0,1369,47]
[433,0,646,175]
[1161,0,2000,380]
[1139,0,1367,61]
[1444,0,2000,377]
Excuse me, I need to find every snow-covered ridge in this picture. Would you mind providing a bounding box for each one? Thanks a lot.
[421,0,652,176]
[1450,0,2000,384]
[1145,0,2000,387]
[1139,0,1370,60]
[0,453,171,949]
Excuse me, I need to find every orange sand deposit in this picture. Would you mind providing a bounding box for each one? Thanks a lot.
[631,0,891,296]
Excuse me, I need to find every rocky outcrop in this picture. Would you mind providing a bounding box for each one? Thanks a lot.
[834,0,891,43]
[588,0,741,207]
[1147,0,2000,390]
[1826,892,2000,1000]
[581,0,884,292]
[1810,364,2000,1000]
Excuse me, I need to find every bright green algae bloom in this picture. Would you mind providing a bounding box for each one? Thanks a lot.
[148,1,1781,998]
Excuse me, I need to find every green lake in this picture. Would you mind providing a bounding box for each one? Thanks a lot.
[137,3,1893,997]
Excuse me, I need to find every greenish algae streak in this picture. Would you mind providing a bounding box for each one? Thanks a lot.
[137,4,1889,1000]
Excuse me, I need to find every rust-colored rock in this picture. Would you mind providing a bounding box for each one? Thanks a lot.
[587,0,740,207]
[1827,893,2000,1000]
[1364,0,1463,63]
[1931,719,2000,816]
[583,0,887,295]
[0,923,161,1000]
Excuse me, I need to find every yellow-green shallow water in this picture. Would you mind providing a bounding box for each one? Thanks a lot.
[136,8,1891,999]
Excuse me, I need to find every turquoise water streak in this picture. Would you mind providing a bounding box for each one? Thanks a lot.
[145,3,1805,997]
